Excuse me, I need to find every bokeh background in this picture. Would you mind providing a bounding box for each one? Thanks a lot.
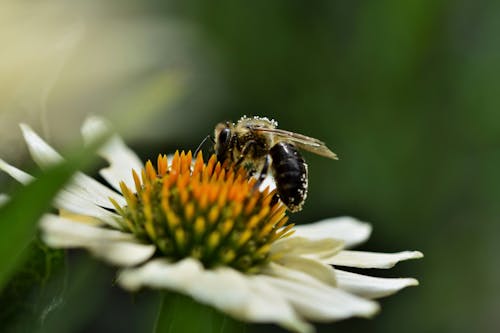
[1,1,499,332]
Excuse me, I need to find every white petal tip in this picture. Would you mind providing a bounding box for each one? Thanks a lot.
[117,273,140,292]
[378,250,424,269]
[19,123,30,132]
[0,194,9,206]
[397,251,424,264]
[335,269,421,299]
[346,300,381,319]
[18,122,63,167]
[377,277,420,296]
[284,321,314,333]
[381,277,420,291]
[412,251,424,259]
[19,123,38,141]
[327,249,424,269]
[407,278,419,287]
[0,158,35,184]
[81,116,111,142]
[365,303,381,318]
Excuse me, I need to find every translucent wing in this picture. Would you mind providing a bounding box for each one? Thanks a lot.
[251,126,338,159]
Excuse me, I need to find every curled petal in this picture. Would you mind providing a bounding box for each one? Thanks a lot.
[293,217,372,248]
[336,269,419,299]
[325,250,424,269]
[81,116,143,191]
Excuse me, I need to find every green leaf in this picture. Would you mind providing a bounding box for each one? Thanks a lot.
[0,239,65,332]
[37,257,109,333]
[154,292,244,333]
[0,133,109,290]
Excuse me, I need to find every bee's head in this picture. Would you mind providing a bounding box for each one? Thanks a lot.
[214,121,233,161]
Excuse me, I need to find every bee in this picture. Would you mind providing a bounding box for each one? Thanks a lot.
[201,116,337,212]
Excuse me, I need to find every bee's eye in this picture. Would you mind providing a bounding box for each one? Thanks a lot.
[218,128,231,146]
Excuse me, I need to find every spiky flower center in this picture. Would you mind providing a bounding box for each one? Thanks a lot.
[110,151,294,273]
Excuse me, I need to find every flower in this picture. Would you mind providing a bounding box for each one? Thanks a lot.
[0,117,423,333]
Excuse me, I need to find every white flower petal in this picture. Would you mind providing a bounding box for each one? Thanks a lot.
[40,214,133,245]
[119,258,312,333]
[262,262,378,321]
[81,116,143,191]
[0,158,35,184]
[58,210,103,226]
[335,269,419,299]
[293,216,372,248]
[0,155,120,227]
[40,214,155,266]
[80,116,111,146]
[271,236,344,259]
[20,123,64,167]
[261,275,379,321]
[268,256,337,287]
[54,189,121,228]
[69,174,126,208]
[88,241,156,267]
[325,250,424,269]
[0,194,9,206]
[1,153,121,226]
[244,277,313,333]
[20,123,126,208]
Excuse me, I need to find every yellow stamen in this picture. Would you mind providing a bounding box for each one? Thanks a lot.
[166,210,181,230]
[220,219,234,236]
[207,231,221,250]
[157,154,168,176]
[113,151,294,272]
[184,202,195,221]
[194,216,206,237]
[208,206,220,224]
[145,160,157,181]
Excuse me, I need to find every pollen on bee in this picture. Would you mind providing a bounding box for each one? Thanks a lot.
[112,151,294,272]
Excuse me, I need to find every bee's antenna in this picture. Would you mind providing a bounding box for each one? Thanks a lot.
[194,135,215,157]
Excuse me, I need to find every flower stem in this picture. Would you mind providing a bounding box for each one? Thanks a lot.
[154,292,244,333]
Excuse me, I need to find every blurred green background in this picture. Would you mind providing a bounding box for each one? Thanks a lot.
[1,0,499,332]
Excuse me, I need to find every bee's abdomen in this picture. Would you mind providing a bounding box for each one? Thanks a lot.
[269,142,308,212]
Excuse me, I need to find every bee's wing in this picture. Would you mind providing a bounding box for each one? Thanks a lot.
[251,127,338,159]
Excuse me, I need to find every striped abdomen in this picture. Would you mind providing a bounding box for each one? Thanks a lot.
[269,142,308,212]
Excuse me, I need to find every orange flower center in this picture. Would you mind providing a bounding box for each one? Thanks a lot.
[110,151,294,272]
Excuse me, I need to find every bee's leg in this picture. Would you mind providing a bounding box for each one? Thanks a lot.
[270,192,280,206]
[234,140,257,168]
[253,155,270,190]
[194,135,215,158]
